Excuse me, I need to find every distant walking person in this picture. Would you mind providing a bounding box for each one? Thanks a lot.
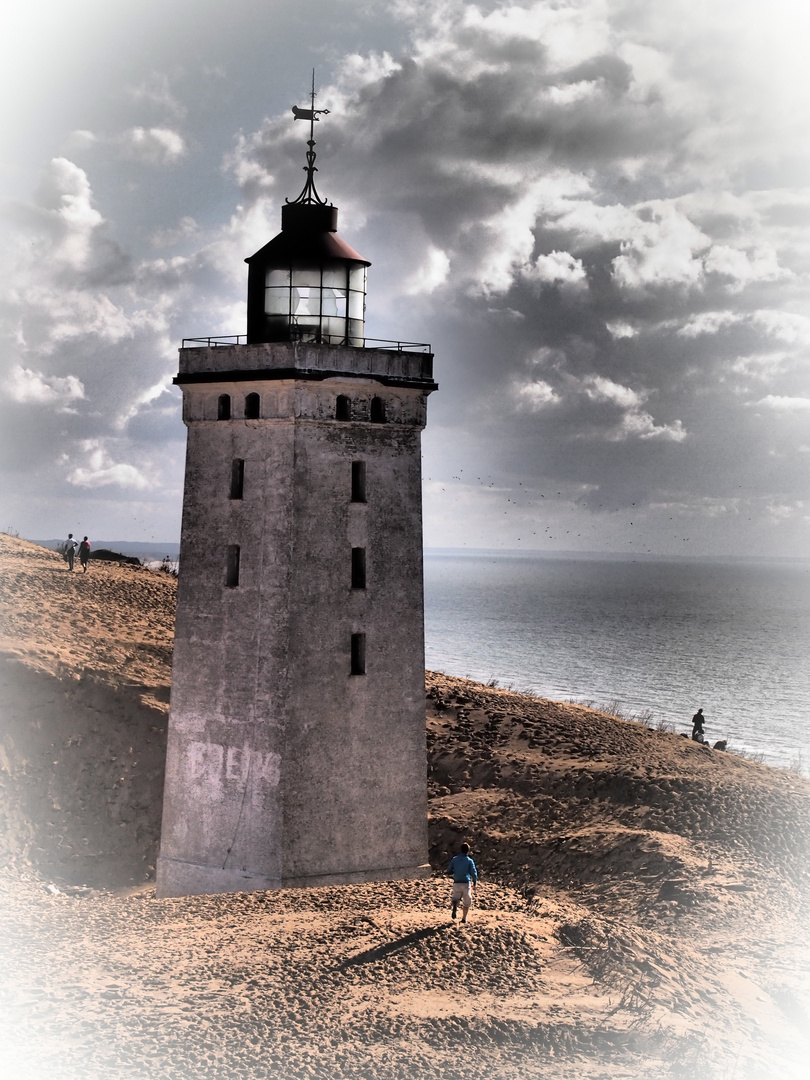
[78,536,91,573]
[64,533,78,571]
[446,842,478,923]
[691,708,705,743]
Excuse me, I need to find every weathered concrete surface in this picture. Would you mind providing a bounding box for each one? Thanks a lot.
[157,342,435,897]
[177,340,433,384]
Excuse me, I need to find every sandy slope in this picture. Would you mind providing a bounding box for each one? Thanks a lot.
[0,533,809,1080]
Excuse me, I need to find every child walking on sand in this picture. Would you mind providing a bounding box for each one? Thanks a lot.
[446,843,478,923]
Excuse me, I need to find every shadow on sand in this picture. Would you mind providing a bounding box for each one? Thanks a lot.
[339,924,451,969]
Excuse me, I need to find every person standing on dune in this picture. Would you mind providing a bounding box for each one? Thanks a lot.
[446,843,478,923]
[64,533,78,571]
[78,536,91,573]
[691,708,706,742]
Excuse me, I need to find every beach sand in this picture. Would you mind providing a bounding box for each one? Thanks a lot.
[1,532,808,1079]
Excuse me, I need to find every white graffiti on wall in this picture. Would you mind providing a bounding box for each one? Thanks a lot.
[186,741,281,805]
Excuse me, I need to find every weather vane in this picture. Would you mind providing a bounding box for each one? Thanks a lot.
[288,70,331,206]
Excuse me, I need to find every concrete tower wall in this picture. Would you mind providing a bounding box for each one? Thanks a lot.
[283,417,428,884]
[157,342,435,897]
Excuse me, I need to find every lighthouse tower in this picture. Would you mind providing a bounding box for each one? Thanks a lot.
[156,91,437,897]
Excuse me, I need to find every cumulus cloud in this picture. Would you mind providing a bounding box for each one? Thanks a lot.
[66,441,150,489]
[703,243,789,291]
[517,379,560,410]
[33,157,106,272]
[512,369,686,444]
[401,245,451,295]
[606,320,637,339]
[577,376,687,442]
[611,204,709,290]
[522,250,587,288]
[63,125,187,167]
[65,130,98,150]
[118,127,187,166]
[677,310,742,338]
[616,411,687,442]
[750,395,810,412]
[751,310,810,344]
[7,365,84,407]
[582,375,646,410]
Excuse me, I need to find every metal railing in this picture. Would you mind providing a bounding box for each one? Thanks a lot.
[182,333,431,353]
[182,335,246,347]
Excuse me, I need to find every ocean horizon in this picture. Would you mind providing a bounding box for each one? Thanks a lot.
[423,547,810,774]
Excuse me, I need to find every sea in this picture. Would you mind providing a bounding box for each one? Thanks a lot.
[423,549,810,773]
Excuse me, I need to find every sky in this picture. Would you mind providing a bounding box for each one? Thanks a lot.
[1,0,809,557]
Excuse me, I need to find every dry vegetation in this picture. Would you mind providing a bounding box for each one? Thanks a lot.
[1,533,809,1080]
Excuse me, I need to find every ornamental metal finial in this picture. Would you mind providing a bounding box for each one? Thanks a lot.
[288,70,331,206]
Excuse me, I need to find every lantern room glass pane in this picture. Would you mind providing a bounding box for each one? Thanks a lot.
[266,269,290,288]
[322,315,347,340]
[349,267,366,292]
[265,288,289,315]
[322,288,347,317]
[322,268,347,289]
[348,290,365,320]
[292,287,321,316]
[291,268,321,288]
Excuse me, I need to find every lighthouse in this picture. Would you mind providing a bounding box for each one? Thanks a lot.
[156,88,437,897]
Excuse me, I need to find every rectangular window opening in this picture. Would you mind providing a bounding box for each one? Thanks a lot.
[351,460,366,502]
[226,544,240,588]
[350,632,366,676]
[351,547,366,590]
[230,459,244,500]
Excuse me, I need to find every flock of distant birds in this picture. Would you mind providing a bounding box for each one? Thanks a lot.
[426,469,691,550]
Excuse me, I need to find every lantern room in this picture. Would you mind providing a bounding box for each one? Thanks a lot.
[245,90,370,347]
[245,202,369,346]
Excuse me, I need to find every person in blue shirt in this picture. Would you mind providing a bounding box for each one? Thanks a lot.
[446,843,478,923]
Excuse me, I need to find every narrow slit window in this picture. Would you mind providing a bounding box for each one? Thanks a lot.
[244,393,260,419]
[370,396,386,423]
[336,395,351,421]
[351,547,366,590]
[351,461,366,503]
[218,394,231,421]
[350,633,366,676]
[226,545,240,588]
[230,459,244,500]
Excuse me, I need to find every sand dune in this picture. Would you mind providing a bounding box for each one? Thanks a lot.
[0,533,808,1079]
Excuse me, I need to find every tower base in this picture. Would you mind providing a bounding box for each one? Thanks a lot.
[156,855,431,899]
